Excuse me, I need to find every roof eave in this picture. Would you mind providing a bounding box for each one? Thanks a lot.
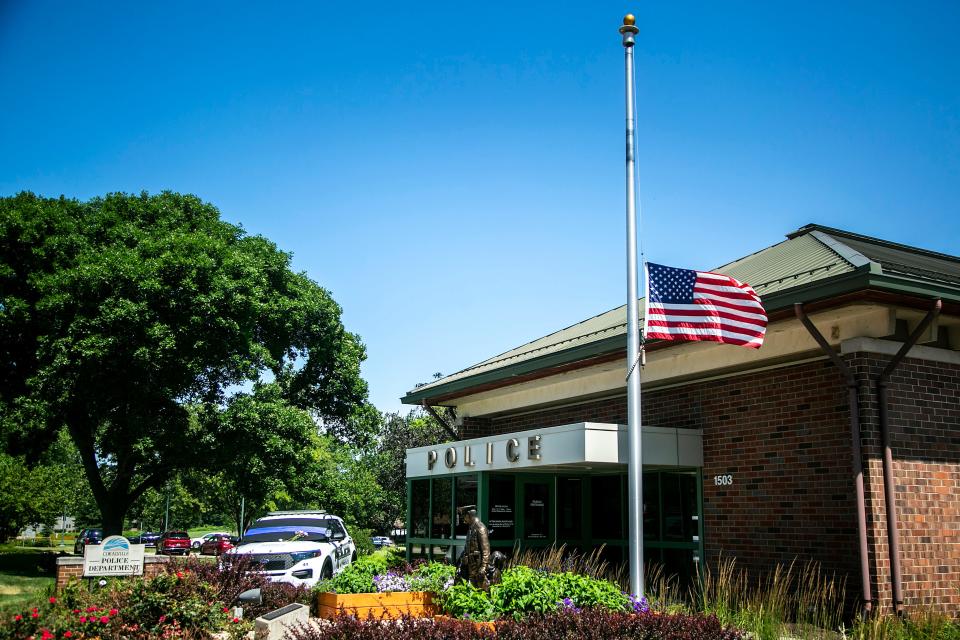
[403,266,960,406]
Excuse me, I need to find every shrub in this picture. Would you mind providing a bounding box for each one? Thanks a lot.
[250,581,312,619]
[315,550,440,595]
[408,562,456,596]
[284,609,741,640]
[439,566,632,620]
[496,608,742,640]
[351,526,376,557]
[443,581,497,621]
[1,572,234,640]
[316,553,388,594]
[286,613,494,640]
[166,555,269,608]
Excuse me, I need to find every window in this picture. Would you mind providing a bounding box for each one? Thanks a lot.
[591,475,623,539]
[523,482,549,540]
[411,479,430,538]
[488,476,515,541]
[455,475,478,537]
[431,477,452,539]
[557,477,583,539]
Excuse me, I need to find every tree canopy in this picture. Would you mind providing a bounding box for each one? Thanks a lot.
[0,191,370,534]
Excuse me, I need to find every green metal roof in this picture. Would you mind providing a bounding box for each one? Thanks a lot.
[402,224,960,405]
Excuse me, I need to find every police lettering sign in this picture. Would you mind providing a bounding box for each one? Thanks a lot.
[83,535,145,577]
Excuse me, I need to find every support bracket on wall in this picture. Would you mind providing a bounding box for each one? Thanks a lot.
[795,303,872,615]
[421,401,459,441]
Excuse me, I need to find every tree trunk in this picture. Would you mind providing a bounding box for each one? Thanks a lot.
[100,501,127,538]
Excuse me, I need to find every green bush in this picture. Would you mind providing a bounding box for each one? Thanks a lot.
[443,581,497,621]
[408,562,456,595]
[439,566,631,621]
[1,570,237,640]
[315,552,389,594]
[351,525,375,557]
[313,547,416,594]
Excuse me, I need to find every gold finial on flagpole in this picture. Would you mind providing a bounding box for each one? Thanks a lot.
[620,13,639,45]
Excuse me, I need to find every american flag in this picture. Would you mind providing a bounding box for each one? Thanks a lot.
[643,262,767,349]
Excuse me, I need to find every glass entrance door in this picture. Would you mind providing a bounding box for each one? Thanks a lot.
[519,478,553,546]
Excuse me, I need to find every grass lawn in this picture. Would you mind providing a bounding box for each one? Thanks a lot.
[0,545,57,613]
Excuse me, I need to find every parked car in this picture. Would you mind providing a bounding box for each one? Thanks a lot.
[190,531,231,549]
[199,533,235,556]
[127,531,161,547]
[156,531,191,555]
[223,510,356,587]
[74,528,102,555]
[371,536,394,549]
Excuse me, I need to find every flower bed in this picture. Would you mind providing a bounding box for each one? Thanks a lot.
[314,550,453,620]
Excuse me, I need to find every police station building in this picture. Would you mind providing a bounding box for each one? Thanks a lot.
[402,225,960,614]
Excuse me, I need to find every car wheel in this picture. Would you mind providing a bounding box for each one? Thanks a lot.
[321,560,333,581]
[351,552,357,564]
[192,541,200,549]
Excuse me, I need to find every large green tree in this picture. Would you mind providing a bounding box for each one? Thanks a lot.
[370,409,452,533]
[0,191,370,535]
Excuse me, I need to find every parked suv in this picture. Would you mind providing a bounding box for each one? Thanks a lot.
[199,533,235,556]
[191,531,231,550]
[74,528,103,555]
[223,511,355,587]
[157,531,192,555]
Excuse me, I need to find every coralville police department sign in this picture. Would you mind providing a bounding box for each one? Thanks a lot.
[83,535,145,577]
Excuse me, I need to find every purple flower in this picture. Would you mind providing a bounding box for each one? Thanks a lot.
[626,593,649,614]
[373,571,411,593]
[558,597,581,613]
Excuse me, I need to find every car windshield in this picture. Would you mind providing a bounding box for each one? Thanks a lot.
[242,517,334,543]
[88,529,103,537]
[167,532,189,539]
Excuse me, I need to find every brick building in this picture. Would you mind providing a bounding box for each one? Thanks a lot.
[401,224,960,614]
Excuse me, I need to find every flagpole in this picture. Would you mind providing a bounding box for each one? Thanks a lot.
[620,13,644,599]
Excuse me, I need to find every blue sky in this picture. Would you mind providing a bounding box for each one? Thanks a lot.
[2,2,958,414]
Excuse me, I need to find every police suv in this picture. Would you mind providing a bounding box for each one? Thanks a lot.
[224,510,356,587]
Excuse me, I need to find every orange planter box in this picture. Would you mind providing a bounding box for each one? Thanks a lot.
[316,591,437,620]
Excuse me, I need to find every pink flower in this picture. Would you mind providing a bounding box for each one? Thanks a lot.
[79,617,87,623]
[175,571,184,578]
[100,616,109,624]
[64,633,73,638]
[222,607,229,613]
[72,609,80,614]
[158,615,166,623]
[109,608,118,616]
[40,630,54,640]
[86,606,97,613]
[31,612,39,618]
[14,614,22,621]
[232,617,240,623]
[48,597,57,604]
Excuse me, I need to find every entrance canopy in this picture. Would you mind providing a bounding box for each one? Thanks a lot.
[405,422,702,478]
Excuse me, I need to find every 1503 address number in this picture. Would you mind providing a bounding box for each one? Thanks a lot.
[713,474,733,486]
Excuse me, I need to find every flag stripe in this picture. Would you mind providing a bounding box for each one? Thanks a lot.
[647,303,768,324]
[644,262,768,349]
[646,317,767,335]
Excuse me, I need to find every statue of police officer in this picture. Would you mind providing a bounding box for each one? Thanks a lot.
[457,505,492,590]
